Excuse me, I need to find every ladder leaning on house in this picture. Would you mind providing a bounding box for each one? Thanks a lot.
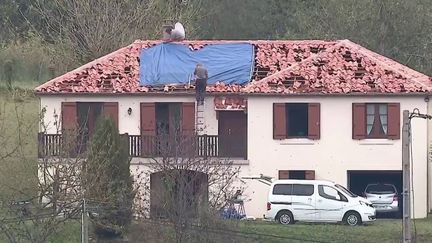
[189,72,205,133]
[196,102,205,133]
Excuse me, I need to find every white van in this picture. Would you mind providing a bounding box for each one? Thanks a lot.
[265,180,376,226]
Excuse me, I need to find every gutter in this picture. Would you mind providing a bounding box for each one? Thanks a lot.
[34,91,432,97]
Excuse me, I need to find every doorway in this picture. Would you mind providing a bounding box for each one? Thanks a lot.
[218,111,247,159]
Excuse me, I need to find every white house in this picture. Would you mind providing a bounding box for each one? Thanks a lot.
[35,39,432,219]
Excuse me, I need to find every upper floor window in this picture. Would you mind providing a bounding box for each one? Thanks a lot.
[366,104,388,138]
[140,102,195,137]
[353,103,400,140]
[273,103,320,140]
[286,103,309,137]
[155,103,182,136]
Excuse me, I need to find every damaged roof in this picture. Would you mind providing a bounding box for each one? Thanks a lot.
[35,39,432,95]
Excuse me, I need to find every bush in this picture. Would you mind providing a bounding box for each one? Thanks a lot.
[83,117,135,240]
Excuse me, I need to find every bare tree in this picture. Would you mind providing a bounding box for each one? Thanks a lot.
[133,125,242,243]
[29,0,203,67]
[0,97,87,243]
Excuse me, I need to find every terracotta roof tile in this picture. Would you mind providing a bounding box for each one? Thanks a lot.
[35,39,432,94]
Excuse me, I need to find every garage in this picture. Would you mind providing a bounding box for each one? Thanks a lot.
[347,170,402,218]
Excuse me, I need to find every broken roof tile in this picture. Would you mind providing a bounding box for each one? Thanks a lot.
[35,39,432,95]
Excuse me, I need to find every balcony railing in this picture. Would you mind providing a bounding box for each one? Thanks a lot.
[37,133,235,159]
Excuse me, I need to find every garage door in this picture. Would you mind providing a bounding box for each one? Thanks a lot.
[347,170,402,196]
[347,170,402,218]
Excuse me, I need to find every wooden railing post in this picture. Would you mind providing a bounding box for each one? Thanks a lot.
[203,134,208,159]
[37,132,43,158]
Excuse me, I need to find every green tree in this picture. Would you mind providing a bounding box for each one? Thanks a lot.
[292,0,432,74]
[83,118,135,240]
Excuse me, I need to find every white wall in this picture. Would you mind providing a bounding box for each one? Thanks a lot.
[39,94,429,218]
[245,96,428,219]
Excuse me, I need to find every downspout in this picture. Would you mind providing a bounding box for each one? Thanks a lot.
[427,96,431,213]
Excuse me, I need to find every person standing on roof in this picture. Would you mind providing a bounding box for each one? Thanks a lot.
[194,63,208,105]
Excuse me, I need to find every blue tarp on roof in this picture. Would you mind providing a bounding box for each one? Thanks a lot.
[139,43,254,85]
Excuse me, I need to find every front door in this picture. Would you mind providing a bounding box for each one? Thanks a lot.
[316,185,346,221]
[218,111,247,158]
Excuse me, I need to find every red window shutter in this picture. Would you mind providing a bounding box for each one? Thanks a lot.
[140,103,156,136]
[308,103,320,140]
[305,170,315,180]
[182,102,195,135]
[273,103,287,139]
[387,103,400,140]
[103,102,119,128]
[141,103,156,157]
[61,102,77,131]
[278,170,290,179]
[352,103,366,139]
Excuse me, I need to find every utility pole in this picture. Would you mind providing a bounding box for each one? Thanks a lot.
[403,108,432,243]
[402,110,411,243]
[81,198,89,243]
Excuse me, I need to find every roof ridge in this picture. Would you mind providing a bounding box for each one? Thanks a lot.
[339,39,431,89]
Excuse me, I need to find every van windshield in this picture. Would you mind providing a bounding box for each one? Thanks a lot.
[335,184,358,198]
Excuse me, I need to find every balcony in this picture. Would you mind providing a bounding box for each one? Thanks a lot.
[38,133,246,159]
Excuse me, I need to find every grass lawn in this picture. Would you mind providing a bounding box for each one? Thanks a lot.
[0,89,39,201]
[238,217,432,243]
[45,218,432,242]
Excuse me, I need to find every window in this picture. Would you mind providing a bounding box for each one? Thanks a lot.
[140,102,195,157]
[289,171,306,180]
[365,184,397,194]
[273,184,292,195]
[273,103,320,140]
[366,104,388,138]
[286,104,308,137]
[318,185,347,202]
[352,103,400,140]
[155,103,182,136]
[278,170,316,180]
[273,184,314,196]
[335,184,357,198]
[77,102,103,143]
[293,184,314,196]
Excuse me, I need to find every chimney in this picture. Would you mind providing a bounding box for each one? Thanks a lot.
[162,25,173,41]
[162,19,175,41]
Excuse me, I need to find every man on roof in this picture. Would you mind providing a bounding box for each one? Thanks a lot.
[194,63,208,105]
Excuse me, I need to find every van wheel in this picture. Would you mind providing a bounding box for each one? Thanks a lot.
[276,210,294,225]
[343,211,362,226]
